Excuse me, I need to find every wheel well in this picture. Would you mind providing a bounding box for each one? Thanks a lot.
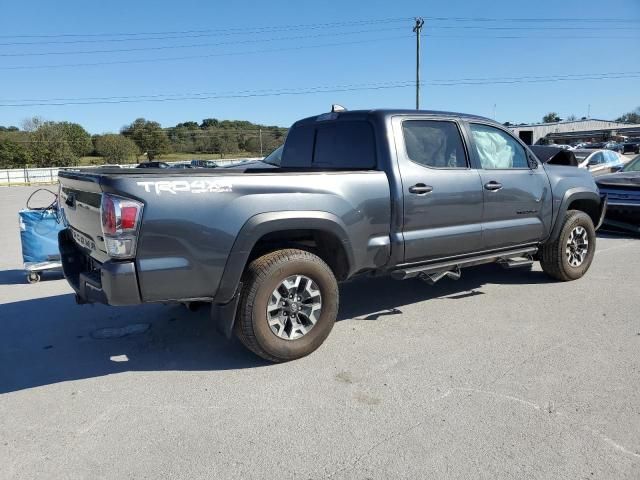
[248,229,350,280]
[567,199,600,226]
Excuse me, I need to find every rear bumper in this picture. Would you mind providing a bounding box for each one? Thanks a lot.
[59,229,141,306]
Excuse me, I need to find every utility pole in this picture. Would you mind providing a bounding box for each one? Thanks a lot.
[259,128,263,156]
[413,17,425,110]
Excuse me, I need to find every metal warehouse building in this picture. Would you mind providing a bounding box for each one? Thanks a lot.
[508,119,637,145]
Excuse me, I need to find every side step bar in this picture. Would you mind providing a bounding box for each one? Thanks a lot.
[391,246,538,281]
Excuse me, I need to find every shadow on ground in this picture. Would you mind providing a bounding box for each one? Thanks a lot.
[0,263,556,394]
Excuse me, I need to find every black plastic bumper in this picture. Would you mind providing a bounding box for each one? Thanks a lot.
[58,229,142,306]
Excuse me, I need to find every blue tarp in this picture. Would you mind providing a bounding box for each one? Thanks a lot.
[19,209,64,264]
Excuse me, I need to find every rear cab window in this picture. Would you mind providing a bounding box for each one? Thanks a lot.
[281,118,376,169]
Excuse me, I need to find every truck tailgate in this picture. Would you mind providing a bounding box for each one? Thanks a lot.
[58,172,110,263]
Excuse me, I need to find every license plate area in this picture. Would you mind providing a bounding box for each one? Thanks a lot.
[71,228,97,252]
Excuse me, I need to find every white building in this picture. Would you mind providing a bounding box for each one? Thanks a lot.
[508,119,635,145]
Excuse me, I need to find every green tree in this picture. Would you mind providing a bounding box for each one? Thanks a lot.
[60,122,93,157]
[542,112,561,123]
[616,107,640,124]
[121,118,170,160]
[218,132,239,158]
[94,134,139,164]
[0,138,31,168]
[27,122,78,167]
[200,118,219,129]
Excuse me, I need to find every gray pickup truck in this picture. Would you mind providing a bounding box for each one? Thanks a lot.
[58,109,606,362]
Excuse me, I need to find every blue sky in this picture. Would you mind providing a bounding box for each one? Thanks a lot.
[0,0,638,133]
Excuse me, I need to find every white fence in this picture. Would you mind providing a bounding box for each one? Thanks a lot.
[0,158,261,186]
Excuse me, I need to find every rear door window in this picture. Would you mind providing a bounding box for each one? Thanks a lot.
[402,120,468,168]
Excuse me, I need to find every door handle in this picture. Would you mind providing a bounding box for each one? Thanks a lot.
[484,181,503,191]
[409,183,433,195]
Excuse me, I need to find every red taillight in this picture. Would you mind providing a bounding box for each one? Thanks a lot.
[120,206,138,230]
[101,195,117,235]
[100,193,144,259]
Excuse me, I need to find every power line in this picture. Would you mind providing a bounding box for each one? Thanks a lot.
[0,27,406,57]
[0,18,412,39]
[420,15,640,23]
[3,30,636,70]
[1,73,638,107]
[0,35,410,70]
[2,23,637,47]
[4,73,637,103]
[2,15,637,41]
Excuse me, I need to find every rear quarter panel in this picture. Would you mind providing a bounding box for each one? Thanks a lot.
[101,171,391,302]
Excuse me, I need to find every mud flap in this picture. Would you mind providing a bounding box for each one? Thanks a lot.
[211,283,242,338]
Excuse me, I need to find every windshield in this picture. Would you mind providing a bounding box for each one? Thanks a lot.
[262,145,283,166]
[622,156,640,172]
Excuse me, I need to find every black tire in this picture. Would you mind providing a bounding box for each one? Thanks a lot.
[235,249,339,362]
[540,210,596,281]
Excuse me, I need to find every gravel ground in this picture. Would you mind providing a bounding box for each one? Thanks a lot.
[1,185,639,480]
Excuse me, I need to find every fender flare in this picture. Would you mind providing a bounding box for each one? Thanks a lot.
[213,211,355,305]
[548,188,603,242]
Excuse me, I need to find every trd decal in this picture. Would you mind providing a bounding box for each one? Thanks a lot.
[137,180,233,195]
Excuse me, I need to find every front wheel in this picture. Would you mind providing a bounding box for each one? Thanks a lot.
[235,249,339,362]
[539,210,596,281]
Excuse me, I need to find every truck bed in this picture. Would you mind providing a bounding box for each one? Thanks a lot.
[58,168,392,305]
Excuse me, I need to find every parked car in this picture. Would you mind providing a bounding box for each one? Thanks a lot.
[136,161,170,169]
[530,146,579,166]
[596,155,640,228]
[573,149,625,176]
[603,141,624,153]
[190,159,218,168]
[622,138,640,154]
[58,108,605,362]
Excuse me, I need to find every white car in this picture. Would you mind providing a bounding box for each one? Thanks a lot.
[573,149,625,177]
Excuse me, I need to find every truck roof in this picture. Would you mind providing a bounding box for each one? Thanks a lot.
[293,109,496,126]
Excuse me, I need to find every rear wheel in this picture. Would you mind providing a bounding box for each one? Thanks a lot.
[235,249,339,362]
[540,210,596,281]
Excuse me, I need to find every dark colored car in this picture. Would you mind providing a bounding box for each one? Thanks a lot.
[136,161,170,169]
[622,138,640,154]
[596,155,640,228]
[58,108,606,362]
[190,159,218,168]
[604,141,624,153]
